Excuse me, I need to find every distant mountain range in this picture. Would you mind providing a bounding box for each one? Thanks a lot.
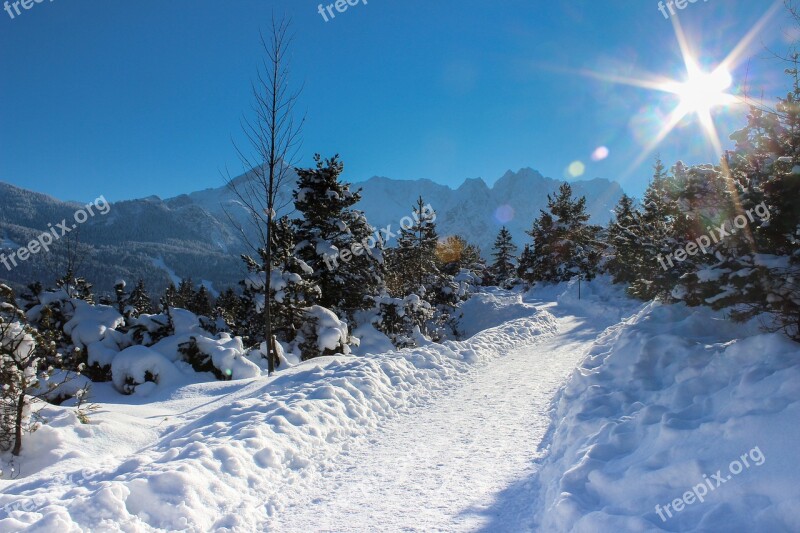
[0,168,624,296]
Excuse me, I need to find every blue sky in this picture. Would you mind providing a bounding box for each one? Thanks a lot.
[0,0,791,203]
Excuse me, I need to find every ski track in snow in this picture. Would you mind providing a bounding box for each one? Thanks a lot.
[265,308,595,532]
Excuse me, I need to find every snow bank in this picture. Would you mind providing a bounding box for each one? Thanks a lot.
[526,274,639,322]
[64,301,125,349]
[0,303,558,531]
[535,301,800,532]
[111,346,182,396]
[458,287,540,338]
[193,334,260,380]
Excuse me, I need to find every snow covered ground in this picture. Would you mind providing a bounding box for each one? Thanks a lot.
[1,279,798,532]
[535,298,800,532]
[0,290,559,531]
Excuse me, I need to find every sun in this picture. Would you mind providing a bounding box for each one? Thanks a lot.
[562,1,782,174]
[664,64,737,117]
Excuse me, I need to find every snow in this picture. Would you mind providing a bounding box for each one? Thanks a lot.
[111,346,183,395]
[534,298,800,532]
[0,292,558,531]
[193,334,260,380]
[63,301,125,348]
[306,305,350,352]
[149,256,182,287]
[1,279,798,532]
[457,287,542,338]
[30,371,91,405]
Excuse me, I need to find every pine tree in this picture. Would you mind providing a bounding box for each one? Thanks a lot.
[56,269,94,304]
[161,283,179,311]
[490,227,518,286]
[526,183,602,283]
[188,285,213,317]
[176,279,196,310]
[293,155,384,320]
[605,195,642,284]
[0,284,43,456]
[674,60,800,339]
[517,244,536,288]
[269,216,320,348]
[127,279,153,316]
[388,197,461,340]
[624,158,675,300]
[114,280,128,314]
[215,287,243,334]
[393,196,441,296]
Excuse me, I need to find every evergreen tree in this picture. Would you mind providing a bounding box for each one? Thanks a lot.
[605,195,642,284]
[188,285,213,317]
[625,158,676,300]
[114,280,128,314]
[490,227,518,286]
[176,279,196,310]
[269,216,320,350]
[127,279,153,316]
[389,197,462,340]
[674,62,800,339]
[526,183,602,283]
[517,244,536,287]
[393,196,441,296]
[161,283,180,311]
[56,269,94,304]
[215,287,244,334]
[293,155,384,320]
[0,284,44,456]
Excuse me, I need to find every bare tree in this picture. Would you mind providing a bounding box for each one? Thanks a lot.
[224,16,304,375]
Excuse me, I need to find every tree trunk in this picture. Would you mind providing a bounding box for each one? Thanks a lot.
[12,390,24,456]
[265,220,275,375]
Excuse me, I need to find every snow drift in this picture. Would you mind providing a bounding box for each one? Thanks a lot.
[0,299,557,531]
[534,298,800,532]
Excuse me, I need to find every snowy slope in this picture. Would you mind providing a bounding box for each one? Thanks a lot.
[533,290,800,532]
[2,281,797,532]
[266,303,611,532]
[0,294,558,531]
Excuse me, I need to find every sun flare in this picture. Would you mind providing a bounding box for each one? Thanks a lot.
[564,2,783,176]
[664,65,736,117]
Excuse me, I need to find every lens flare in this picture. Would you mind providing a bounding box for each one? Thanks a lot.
[591,146,609,161]
[494,204,515,224]
[567,161,585,178]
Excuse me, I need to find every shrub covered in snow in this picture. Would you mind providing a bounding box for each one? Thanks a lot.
[111,346,182,395]
[0,285,42,455]
[179,334,260,380]
[296,305,354,360]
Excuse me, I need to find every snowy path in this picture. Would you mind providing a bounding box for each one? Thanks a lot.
[266,309,596,532]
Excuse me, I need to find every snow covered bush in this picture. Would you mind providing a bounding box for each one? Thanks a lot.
[0,285,42,456]
[111,346,181,395]
[372,293,435,348]
[296,305,354,360]
[178,334,260,380]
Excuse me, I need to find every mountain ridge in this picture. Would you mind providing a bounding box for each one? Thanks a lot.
[0,168,624,295]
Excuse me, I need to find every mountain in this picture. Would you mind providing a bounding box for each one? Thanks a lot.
[0,168,623,295]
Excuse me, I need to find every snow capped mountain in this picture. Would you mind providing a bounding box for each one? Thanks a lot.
[0,168,623,293]
[180,166,624,253]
